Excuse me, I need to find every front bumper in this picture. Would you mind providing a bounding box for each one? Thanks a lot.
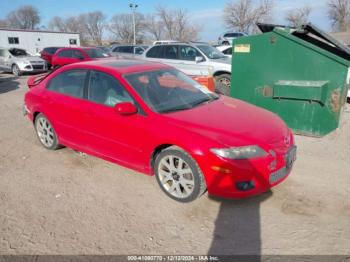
[19,63,47,72]
[197,145,296,198]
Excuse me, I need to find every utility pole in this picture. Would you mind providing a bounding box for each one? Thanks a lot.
[129,3,138,45]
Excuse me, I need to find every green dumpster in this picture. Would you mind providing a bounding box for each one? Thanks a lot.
[230,23,350,137]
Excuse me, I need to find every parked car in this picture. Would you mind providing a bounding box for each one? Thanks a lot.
[51,47,111,68]
[24,59,296,202]
[40,47,62,68]
[0,48,47,76]
[142,42,232,95]
[216,45,233,58]
[218,32,247,45]
[111,45,148,59]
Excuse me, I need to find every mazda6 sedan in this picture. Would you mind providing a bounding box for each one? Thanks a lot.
[24,59,296,202]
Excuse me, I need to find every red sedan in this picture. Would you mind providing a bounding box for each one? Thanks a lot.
[40,47,62,68]
[24,60,296,202]
[51,47,110,68]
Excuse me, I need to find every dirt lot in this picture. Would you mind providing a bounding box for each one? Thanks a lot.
[0,74,349,256]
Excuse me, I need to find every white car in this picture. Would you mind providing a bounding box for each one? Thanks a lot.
[142,42,232,95]
[216,45,233,58]
[153,40,179,45]
[0,48,47,76]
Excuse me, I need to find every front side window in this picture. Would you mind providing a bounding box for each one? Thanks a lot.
[47,70,87,98]
[8,37,19,44]
[124,69,218,113]
[88,71,133,107]
[223,47,232,55]
[58,50,73,58]
[134,46,144,54]
[179,45,202,61]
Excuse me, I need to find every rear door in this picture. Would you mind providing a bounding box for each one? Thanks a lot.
[42,69,91,148]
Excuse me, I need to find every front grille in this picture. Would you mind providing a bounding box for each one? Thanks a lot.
[32,65,44,70]
[269,167,288,184]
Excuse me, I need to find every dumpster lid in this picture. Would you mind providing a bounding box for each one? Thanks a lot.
[257,22,350,61]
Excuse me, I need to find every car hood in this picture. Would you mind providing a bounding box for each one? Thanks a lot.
[163,96,291,152]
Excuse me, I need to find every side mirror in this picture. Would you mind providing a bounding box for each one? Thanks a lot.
[195,56,204,63]
[114,102,138,115]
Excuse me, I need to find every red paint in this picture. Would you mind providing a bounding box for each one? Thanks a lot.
[51,47,111,68]
[24,60,295,199]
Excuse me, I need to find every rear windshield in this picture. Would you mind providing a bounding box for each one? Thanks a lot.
[85,48,109,58]
[44,47,60,54]
[224,33,243,38]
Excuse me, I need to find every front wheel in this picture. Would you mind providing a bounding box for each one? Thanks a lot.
[34,114,60,150]
[155,146,206,202]
[215,74,231,96]
[12,64,22,76]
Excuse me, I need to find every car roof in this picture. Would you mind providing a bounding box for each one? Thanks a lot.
[65,59,172,74]
[58,47,98,51]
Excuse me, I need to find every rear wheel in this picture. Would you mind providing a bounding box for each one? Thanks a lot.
[215,74,231,96]
[34,114,60,150]
[154,146,206,202]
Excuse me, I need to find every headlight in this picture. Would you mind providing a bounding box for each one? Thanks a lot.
[21,61,30,65]
[210,145,267,160]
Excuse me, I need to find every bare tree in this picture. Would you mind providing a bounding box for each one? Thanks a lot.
[328,0,350,31]
[6,5,40,29]
[156,5,201,41]
[79,11,106,45]
[285,6,312,27]
[48,16,66,31]
[223,0,274,34]
[0,20,8,28]
[143,14,165,41]
[109,13,144,44]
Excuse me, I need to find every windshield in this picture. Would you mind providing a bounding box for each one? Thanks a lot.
[85,48,109,58]
[124,69,218,113]
[9,48,29,57]
[196,45,226,59]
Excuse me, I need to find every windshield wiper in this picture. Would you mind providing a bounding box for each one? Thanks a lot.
[158,105,192,114]
[191,94,219,108]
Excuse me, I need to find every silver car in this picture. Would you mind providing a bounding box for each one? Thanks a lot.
[0,48,47,76]
[142,42,232,95]
[218,32,247,45]
[111,45,148,59]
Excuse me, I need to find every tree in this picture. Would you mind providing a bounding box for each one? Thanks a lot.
[156,5,201,41]
[109,13,145,44]
[223,0,274,34]
[143,14,165,41]
[285,6,312,27]
[79,11,106,45]
[0,20,8,28]
[6,5,40,29]
[328,0,350,31]
[48,16,66,31]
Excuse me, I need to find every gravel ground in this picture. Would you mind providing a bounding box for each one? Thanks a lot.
[0,74,349,255]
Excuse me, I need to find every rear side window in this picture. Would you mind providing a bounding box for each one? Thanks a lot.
[163,46,178,59]
[146,46,162,58]
[88,71,134,107]
[58,50,73,58]
[119,46,133,53]
[47,70,87,98]
[72,50,84,59]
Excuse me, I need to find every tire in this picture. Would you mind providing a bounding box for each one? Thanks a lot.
[215,74,231,96]
[154,146,206,202]
[34,113,60,150]
[12,64,21,76]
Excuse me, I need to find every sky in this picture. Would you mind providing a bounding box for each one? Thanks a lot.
[0,0,330,41]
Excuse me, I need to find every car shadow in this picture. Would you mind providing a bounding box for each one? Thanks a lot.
[0,73,20,94]
[207,161,273,261]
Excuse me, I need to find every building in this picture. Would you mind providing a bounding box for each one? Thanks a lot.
[0,28,80,55]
